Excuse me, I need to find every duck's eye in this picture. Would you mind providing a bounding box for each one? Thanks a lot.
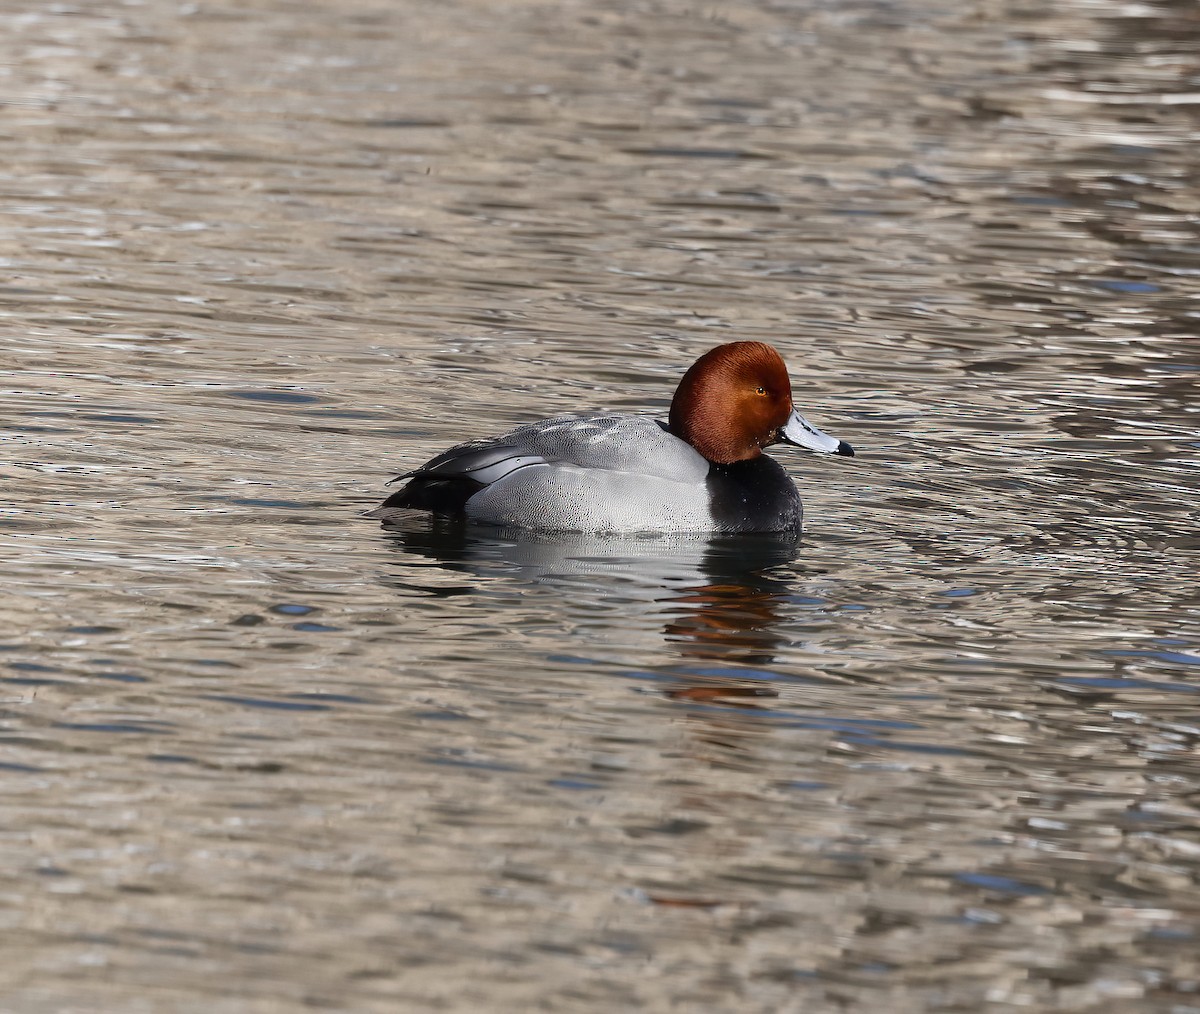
[755,386,767,396]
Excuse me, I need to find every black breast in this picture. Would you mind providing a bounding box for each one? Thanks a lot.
[706,456,802,533]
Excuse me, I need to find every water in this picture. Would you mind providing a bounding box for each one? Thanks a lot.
[1,0,1198,1010]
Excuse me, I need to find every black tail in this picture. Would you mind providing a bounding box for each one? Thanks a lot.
[375,474,485,516]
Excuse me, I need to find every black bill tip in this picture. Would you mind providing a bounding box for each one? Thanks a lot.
[836,440,855,457]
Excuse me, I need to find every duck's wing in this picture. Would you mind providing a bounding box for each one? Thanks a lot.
[389,439,550,485]
[376,436,552,514]
[372,415,707,519]
[503,415,707,483]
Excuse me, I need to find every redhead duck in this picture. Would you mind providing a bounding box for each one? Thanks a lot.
[371,341,853,533]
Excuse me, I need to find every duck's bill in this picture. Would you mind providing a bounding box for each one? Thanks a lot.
[781,409,855,457]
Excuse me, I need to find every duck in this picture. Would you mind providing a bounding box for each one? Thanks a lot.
[370,341,853,533]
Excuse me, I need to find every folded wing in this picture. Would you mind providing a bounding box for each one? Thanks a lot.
[373,414,709,521]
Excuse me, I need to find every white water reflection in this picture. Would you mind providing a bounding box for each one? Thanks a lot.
[381,520,805,665]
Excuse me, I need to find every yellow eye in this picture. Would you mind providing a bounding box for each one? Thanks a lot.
[755,386,767,396]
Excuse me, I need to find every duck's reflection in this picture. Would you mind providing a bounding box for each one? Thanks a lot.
[379,517,803,671]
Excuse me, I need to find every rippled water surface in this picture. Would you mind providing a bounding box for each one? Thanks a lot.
[2,0,1199,1010]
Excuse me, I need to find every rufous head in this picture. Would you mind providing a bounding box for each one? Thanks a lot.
[668,341,854,464]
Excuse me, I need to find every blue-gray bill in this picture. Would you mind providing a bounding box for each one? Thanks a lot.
[781,409,855,457]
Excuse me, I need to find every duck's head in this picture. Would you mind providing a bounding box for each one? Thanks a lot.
[668,340,854,465]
